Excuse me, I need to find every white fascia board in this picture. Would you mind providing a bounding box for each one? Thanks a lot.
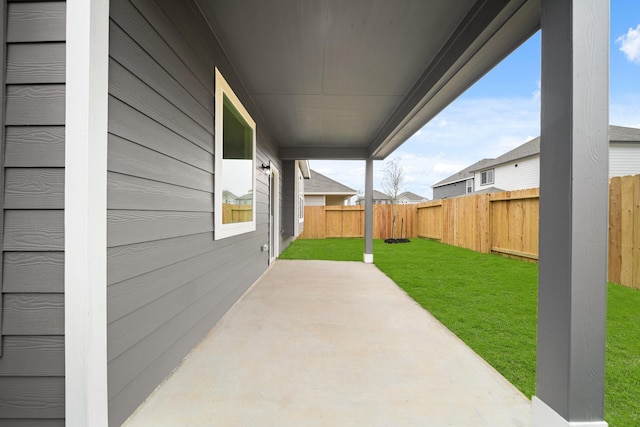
[298,160,311,178]
[65,0,110,425]
[432,178,470,188]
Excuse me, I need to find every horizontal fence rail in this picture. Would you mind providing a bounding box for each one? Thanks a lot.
[301,174,640,289]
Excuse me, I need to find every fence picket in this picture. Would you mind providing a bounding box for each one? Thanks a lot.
[608,177,622,284]
[633,175,640,288]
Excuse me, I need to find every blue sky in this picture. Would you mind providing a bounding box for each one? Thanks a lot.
[311,2,640,199]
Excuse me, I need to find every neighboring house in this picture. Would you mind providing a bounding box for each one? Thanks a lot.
[397,191,429,204]
[433,125,640,198]
[0,2,610,427]
[431,159,496,199]
[304,169,357,206]
[356,190,391,205]
[371,190,393,204]
[356,190,428,205]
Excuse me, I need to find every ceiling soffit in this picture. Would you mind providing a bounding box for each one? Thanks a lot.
[196,0,539,160]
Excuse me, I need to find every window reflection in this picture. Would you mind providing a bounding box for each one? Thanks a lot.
[221,159,253,224]
[221,96,253,224]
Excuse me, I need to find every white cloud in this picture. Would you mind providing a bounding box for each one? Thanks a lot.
[616,24,640,65]
[532,80,541,102]
[314,167,334,175]
[433,162,467,174]
[611,95,640,128]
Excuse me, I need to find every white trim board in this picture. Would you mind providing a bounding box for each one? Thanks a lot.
[65,0,110,425]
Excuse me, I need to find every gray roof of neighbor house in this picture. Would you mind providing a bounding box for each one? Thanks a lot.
[305,170,357,195]
[398,191,429,201]
[473,186,505,194]
[433,125,640,188]
[432,158,494,187]
[373,190,392,200]
[474,137,540,171]
[610,125,640,142]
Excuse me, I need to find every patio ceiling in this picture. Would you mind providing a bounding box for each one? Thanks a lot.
[196,0,540,160]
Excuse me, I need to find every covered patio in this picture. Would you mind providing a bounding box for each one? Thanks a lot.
[123,260,531,426]
[57,0,610,425]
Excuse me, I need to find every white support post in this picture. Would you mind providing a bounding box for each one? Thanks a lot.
[364,158,374,263]
[65,0,110,425]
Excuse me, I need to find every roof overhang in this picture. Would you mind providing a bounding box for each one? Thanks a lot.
[197,0,540,160]
[298,160,311,178]
[432,177,471,188]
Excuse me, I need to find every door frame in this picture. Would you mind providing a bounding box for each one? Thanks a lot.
[269,162,280,264]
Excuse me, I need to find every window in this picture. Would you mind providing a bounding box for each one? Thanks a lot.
[466,179,473,193]
[214,69,256,240]
[480,169,494,185]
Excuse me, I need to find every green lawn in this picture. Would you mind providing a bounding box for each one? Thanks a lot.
[280,238,640,427]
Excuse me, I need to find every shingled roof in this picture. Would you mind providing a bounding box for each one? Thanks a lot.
[305,170,357,195]
[398,191,429,202]
[610,125,640,142]
[432,158,494,187]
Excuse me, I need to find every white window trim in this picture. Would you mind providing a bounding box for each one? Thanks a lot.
[214,68,257,240]
[481,169,494,185]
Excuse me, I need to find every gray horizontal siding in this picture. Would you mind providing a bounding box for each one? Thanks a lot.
[1,1,65,424]
[109,96,212,172]
[6,43,65,84]
[0,421,64,427]
[5,85,65,126]
[0,336,64,376]
[108,134,212,193]
[4,168,64,209]
[6,2,65,43]
[2,294,64,335]
[108,232,214,285]
[107,1,279,425]
[109,58,212,153]
[107,172,212,212]
[3,210,64,251]
[5,127,65,167]
[109,21,213,133]
[107,210,213,247]
[433,182,467,200]
[0,377,64,418]
[110,0,212,111]
[3,252,64,293]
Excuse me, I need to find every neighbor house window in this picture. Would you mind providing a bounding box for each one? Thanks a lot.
[466,179,473,193]
[480,169,494,185]
[214,68,256,240]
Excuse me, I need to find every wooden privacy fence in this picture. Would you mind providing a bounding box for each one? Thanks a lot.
[300,204,417,240]
[222,204,252,223]
[609,175,640,289]
[300,174,640,289]
[416,188,539,260]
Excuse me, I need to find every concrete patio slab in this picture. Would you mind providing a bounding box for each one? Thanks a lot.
[124,260,531,426]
